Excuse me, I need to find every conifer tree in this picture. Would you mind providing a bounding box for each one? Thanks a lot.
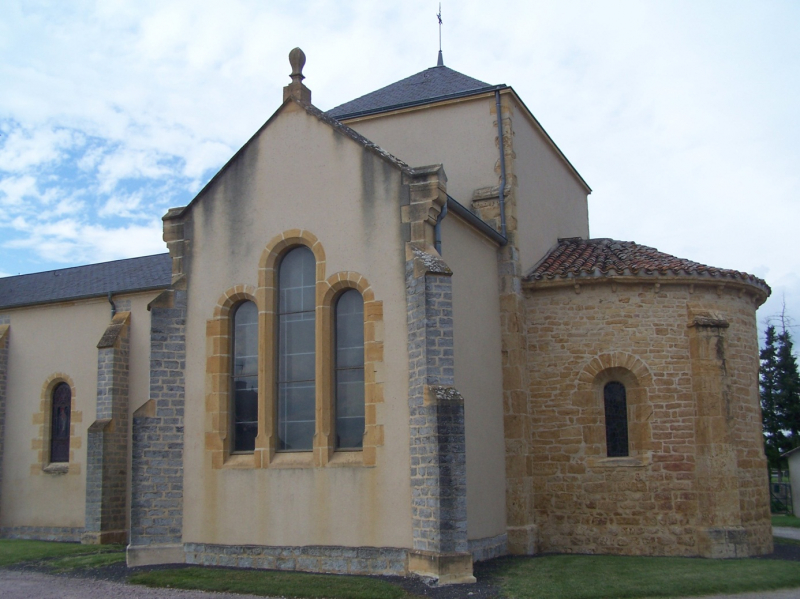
[760,325,785,472]
[776,327,800,445]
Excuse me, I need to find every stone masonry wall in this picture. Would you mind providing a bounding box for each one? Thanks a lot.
[405,248,469,556]
[130,289,186,547]
[0,316,9,521]
[84,305,131,544]
[524,280,770,557]
[185,543,407,575]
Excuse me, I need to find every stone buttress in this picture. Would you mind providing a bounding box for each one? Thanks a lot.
[127,209,188,566]
[402,166,475,585]
[83,304,131,544]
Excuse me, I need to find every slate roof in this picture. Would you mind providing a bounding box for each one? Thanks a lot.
[525,237,770,292]
[0,253,172,309]
[327,65,499,119]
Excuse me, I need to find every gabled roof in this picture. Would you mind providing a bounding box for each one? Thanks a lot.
[0,253,172,309]
[327,65,499,119]
[525,237,770,292]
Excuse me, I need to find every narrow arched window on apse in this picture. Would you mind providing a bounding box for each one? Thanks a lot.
[231,301,258,452]
[335,289,365,450]
[50,382,71,463]
[604,381,629,457]
[277,246,316,451]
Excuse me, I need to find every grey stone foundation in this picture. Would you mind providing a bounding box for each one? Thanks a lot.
[130,289,186,548]
[1,526,83,542]
[184,543,408,575]
[469,533,508,562]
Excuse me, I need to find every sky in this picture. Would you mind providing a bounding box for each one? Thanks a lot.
[1,0,799,336]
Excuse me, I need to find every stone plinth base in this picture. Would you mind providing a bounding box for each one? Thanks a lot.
[698,526,750,558]
[507,524,538,555]
[82,530,127,545]
[127,543,185,567]
[408,550,475,585]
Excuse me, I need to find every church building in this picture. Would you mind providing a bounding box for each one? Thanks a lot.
[0,49,772,584]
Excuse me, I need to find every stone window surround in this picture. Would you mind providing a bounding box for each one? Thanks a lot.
[579,353,654,468]
[205,229,384,470]
[33,373,82,476]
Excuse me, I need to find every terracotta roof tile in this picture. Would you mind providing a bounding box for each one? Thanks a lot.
[525,238,769,292]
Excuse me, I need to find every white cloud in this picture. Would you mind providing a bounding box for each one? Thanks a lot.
[0,126,77,172]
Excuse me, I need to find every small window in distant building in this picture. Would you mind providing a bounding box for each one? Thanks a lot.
[50,382,71,463]
[604,381,629,457]
[334,289,365,450]
[232,301,258,452]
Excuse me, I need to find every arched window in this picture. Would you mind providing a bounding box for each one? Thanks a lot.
[232,301,258,452]
[604,381,629,457]
[334,289,365,449]
[50,382,71,463]
[277,246,316,451]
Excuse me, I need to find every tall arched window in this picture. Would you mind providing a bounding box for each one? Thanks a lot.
[335,289,365,449]
[232,301,258,452]
[50,382,71,463]
[277,247,316,451]
[604,381,629,457]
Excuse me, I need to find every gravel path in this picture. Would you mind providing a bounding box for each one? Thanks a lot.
[0,570,272,599]
[773,527,800,541]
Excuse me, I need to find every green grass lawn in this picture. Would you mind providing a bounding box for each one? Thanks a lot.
[773,514,800,528]
[0,539,124,568]
[492,554,800,599]
[129,567,412,599]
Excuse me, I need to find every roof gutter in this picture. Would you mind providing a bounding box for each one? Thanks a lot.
[443,195,507,247]
[495,90,508,239]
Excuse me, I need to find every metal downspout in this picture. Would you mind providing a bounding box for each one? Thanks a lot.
[107,291,117,318]
[495,90,508,239]
[434,202,448,255]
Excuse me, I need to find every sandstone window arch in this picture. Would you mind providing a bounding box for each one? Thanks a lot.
[578,353,654,462]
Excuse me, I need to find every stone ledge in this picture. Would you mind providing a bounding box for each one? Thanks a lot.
[408,550,475,585]
[127,543,186,567]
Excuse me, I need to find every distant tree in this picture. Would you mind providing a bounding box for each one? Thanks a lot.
[760,321,800,476]
[760,325,786,474]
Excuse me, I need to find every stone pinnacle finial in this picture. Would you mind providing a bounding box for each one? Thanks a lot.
[289,47,306,83]
[283,47,311,103]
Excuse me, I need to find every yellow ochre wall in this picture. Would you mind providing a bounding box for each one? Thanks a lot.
[440,215,507,543]
[0,292,157,535]
[180,102,413,549]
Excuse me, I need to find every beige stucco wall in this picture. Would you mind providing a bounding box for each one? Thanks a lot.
[509,96,590,273]
[180,102,413,548]
[524,279,771,557]
[343,96,499,204]
[441,214,506,541]
[0,291,156,532]
[787,450,800,516]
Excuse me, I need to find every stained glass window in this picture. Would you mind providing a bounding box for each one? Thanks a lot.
[232,301,258,452]
[604,381,629,457]
[50,382,71,463]
[335,289,365,449]
[277,247,316,451]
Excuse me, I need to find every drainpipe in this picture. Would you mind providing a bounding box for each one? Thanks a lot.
[107,291,116,318]
[495,89,508,239]
[434,202,448,255]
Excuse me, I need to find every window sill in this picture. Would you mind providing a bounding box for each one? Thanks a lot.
[327,450,364,467]
[270,452,314,469]
[588,453,652,468]
[223,453,257,469]
[43,463,69,475]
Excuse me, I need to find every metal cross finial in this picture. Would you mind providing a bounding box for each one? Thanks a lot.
[436,3,444,66]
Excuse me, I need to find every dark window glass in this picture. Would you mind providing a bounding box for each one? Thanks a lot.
[50,382,71,463]
[277,247,316,451]
[604,381,629,457]
[335,289,365,449]
[232,301,258,452]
